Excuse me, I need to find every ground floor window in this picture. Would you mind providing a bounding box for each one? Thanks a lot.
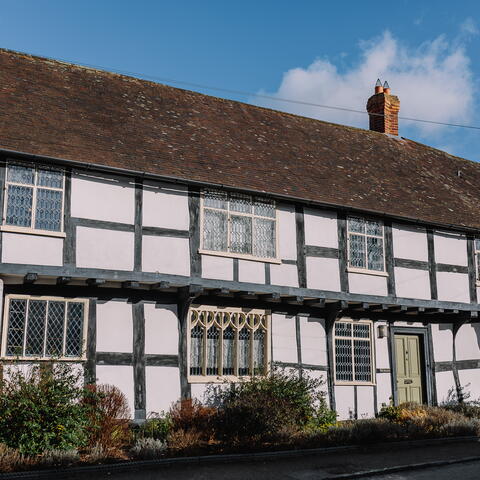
[334,319,374,384]
[188,306,269,379]
[1,295,88,359]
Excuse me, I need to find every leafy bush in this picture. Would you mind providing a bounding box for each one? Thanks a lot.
[37,449,80,467]
[169,398,216,441]
[167,429,203,454]
[131,438,167,459]
[0,364,89,455]
[0,444,30,472]
[137,413,172,442]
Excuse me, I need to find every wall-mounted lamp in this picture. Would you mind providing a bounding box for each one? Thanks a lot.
[377,325,388,339]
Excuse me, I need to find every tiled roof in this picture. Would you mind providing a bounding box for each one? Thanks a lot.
[1,49,479,231]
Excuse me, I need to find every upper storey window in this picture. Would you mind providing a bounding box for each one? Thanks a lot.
[347,216,385,273]
[201,190,277,261]
[3,163,65,233]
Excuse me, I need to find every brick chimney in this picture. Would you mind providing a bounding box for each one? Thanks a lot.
[366,79,400,135]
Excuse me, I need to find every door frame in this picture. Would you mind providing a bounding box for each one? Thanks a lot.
[388,326,436,406]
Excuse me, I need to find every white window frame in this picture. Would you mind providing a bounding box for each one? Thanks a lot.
[187,305,271,383]
[333,319,375,386]
[199,190,280,263]
[347,216,387,275]
[1,294,89,361]
[475,239,480,286]
[0,162,66,238]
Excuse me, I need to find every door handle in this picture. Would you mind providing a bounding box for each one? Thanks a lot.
[404,379,413,384]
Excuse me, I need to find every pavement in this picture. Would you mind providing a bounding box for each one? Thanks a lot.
[2,437,480,480]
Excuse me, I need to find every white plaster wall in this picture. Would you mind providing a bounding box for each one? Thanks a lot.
[270,263,299,287]
[71,172,135,224]
[394,268,431,300]
[374,323,390,369]
[144,303,178,355]
[76,227,134,271]
[357,386,375,418]
[348,273,388,296]
[459,369,480,400]
[142,236,190,276]
[201,255,233,281]
[238,259,265,284]
[277,203,297,261]
[272,313,297,363]
[435,370,456,404]
[190,383,209,403]
[299,317,327,366]
[143,181,189,230]
[306,257,341,291]
[96,300,133,353]
[376,372,393,409]
[392,225,428,261]
[455,323,480,361]
[334,385,355,420]
[434,232,468,266]
[2,233,63,266]
[146,366,181,414]
[96,365,135,417]
[304,209,338,248]
[436,272,470,303]
[431,323,453,362]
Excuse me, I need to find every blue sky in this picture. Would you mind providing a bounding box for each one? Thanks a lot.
[1,0,479,161]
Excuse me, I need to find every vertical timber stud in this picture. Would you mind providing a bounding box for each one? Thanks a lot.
[84,298,97,385]
[295,205,307,289]
[133,301,146,420]
[63,169,75,267]
[295,316,303,377]
[325,302,344,411]
[337,213,349,292]
[427,229,438,300]
[134,178,143,272]
[384,221,396,297]
[426,324,438,406]
[467,237,478,304]
[189,187,202,279]
[452,321,468,403]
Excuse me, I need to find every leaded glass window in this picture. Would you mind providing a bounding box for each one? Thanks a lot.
[4,163,65,232]
[475,239,480,281]
[347,217,385,272]
[2,296,87,359]
[189,306,269,378]
[202,190,276,260]
[334,320,374,384]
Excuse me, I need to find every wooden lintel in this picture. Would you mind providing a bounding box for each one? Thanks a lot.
[122,281,141,289]
[86,278,106,286]
[23,273,38,284]
[261,293,281,302]
[238,291,258,300]
[56,276,72,285]
[211,288,234,297]
[151,281,170,290]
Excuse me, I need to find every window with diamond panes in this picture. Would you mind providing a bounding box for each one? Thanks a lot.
[347,217,385,272]
[475,239,480,281]
[202,190,276,260]
[2,296,87,359]
[189,307,269,378]
[334,321,374,384]
[4,163,65,232]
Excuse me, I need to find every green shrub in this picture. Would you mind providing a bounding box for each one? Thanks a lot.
[130,438,167,459]
[0,364,89,455]
[137,413,172,442]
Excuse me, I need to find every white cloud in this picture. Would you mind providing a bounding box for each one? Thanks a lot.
[460,17,478,37]
[253,30,475,138]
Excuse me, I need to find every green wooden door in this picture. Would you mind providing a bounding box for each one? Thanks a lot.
[394,334,423,404]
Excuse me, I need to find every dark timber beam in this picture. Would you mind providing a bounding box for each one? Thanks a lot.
[23,273,38,284]
[210,288,234,297]
[86,278,106,287]
[237,291,258,300]
[122,281,141,289]
[150,281,171,290]
[260,292,281,302]
[304,298,326,308]
[56,276,72,285]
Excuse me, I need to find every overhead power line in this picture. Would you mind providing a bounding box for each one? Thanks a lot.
[24,52,480,131]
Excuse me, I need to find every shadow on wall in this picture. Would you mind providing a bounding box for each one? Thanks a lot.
[472,323,480,352]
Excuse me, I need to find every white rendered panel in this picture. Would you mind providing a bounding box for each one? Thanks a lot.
[71,172,135,224]
[76,227,134,271]
[299,316,327,366]
[394,268,431,300]
[334,385,355,420]
[277,203,297,261]
[435,370,456,404]
[2,232,63,266]
[376,373,392,409]
[96,300,133,353]
[144,304,178,355]
[430,323,453,362]
[348,273,388,296]
[142,236,190,276]
[437,272,470,303]
[374,322,390,369]
[143,181,189,230]
[201,255,233,281]
[455,323,480,361]
[357,386,375,418]
[190,383,209,403]
[146,366,181,415]
[96,365,135,418]
[458,369,480,400]
[238,259,265,284]
[304,208,338,248]
[270,263,299,287]
[392,225,428,261]
[306,257,341,291]
[434,232,468,266]
[272,313,297,363]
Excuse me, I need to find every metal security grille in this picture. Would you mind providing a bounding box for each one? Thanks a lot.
[189,306,269,378]
[334,321,374,384]
[4,163,64,232]
[202,190,276,260]
[347,217,385,272]
[2,296,87,359]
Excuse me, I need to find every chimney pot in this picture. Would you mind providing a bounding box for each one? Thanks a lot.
[374,78,383,94]
[383,80,391,95]
[366,80,400,135]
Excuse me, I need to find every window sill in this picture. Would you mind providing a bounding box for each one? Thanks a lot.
[0,225,66,238]
[188,375,266,383]
[0,356,85,362]
[334,381,376,387]
[347,267,389,277]
[198,249,281,264]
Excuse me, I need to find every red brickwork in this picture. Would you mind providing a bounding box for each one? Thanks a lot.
[366,93,400,136]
